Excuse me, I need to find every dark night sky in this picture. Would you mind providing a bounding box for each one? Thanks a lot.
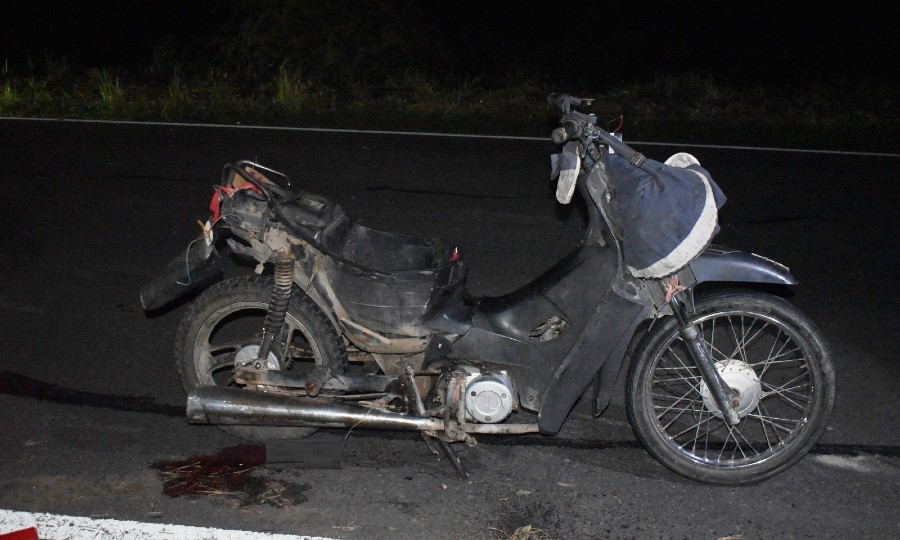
[4,2,897,89]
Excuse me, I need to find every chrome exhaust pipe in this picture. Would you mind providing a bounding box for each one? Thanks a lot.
[186,385,443,432]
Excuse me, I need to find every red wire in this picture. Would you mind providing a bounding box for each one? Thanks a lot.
[609,115,624,134]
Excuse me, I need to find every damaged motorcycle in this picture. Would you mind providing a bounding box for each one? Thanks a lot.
[141,94,835,485]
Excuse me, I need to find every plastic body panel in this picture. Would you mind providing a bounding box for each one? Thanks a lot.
[139,236,223,311]
[443,239,652,435]
[690,245,797,285]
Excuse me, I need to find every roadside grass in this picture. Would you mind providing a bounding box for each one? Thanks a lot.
[1,64,896,153]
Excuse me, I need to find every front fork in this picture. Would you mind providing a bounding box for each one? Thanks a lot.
[669,293,741,426]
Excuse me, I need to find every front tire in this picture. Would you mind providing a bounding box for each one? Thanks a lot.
[175,275,347,442]
[626,290,835,485]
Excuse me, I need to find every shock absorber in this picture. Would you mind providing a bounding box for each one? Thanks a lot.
[253,254,294,369]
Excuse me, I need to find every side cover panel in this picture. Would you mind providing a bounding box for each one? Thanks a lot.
[446,243,628,412]
[537,290,647,435]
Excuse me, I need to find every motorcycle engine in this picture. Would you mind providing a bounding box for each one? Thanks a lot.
[459,367,516,424]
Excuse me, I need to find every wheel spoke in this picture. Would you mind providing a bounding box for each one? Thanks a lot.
[755,344,806,375]
[754,353,806,370]
[725,316,744,362]
[652,384,702,429]
[758,327,786,377]
[700,318,732,361]
[670,412,718,442]
[651,347,705,430]
[724,315,765,364]
[653,402,704,413]
[654,398,704,431]
[654,352,701,390]
[205,340,248,356]
[760,380,811,412]
[200,354,234,378]
[199,338,260,378]
[754,401,776,450]
[747,399,802,439]
[653,372,702,389]
[690,407,712,456]
[726,423,765,459]
[745,411,802,435]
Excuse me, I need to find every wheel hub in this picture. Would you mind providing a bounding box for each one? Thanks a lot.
[234,345,280,371]
[699,360,762,419]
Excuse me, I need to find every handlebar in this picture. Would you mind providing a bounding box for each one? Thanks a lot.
[548,92,647,168]
[548,93,594,115]
[551,121,581,145]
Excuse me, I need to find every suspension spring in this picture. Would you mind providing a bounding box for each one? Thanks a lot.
[254,255,294,368]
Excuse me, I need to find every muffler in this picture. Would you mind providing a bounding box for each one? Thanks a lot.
[186,385,443,432]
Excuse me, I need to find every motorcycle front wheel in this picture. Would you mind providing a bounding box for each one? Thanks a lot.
[626,290,835,485]
[175,275,348,442]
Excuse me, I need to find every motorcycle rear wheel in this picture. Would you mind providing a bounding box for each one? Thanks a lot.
[626,290,835,485]
[175,274,348,442]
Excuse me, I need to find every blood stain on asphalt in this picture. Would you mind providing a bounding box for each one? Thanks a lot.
[151,444,309,507]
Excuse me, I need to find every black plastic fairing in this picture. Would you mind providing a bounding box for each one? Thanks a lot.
[537,289,648,434]
[421,285,476,335]
[475,243,612,342]
[445,241,621,411]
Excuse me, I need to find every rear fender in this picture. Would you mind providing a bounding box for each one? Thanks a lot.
[140,235,224,312]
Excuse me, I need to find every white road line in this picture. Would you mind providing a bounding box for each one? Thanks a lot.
[1,116,897,157]
[0,509,337,540]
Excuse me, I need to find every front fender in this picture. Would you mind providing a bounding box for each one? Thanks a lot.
[690,245,797,285]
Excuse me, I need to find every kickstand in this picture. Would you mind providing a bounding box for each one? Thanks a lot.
[421,433,442,455]
[436,438,468,479]
[421,433,468,479]
[403,365,468,479]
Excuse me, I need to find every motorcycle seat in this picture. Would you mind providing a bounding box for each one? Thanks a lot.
[274,193,459,274]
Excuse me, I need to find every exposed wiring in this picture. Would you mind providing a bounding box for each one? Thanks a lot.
[608,115,624,134]
[175,234,205,286]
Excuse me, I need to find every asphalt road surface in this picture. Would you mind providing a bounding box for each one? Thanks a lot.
[1,119,898,539]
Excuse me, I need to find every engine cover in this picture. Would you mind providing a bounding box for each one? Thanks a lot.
[464,372,514,424]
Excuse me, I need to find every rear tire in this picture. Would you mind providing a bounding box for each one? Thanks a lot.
[626,290,835,485]
[175,275,347,442]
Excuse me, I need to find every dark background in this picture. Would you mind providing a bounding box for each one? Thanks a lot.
[5,1,897,90]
